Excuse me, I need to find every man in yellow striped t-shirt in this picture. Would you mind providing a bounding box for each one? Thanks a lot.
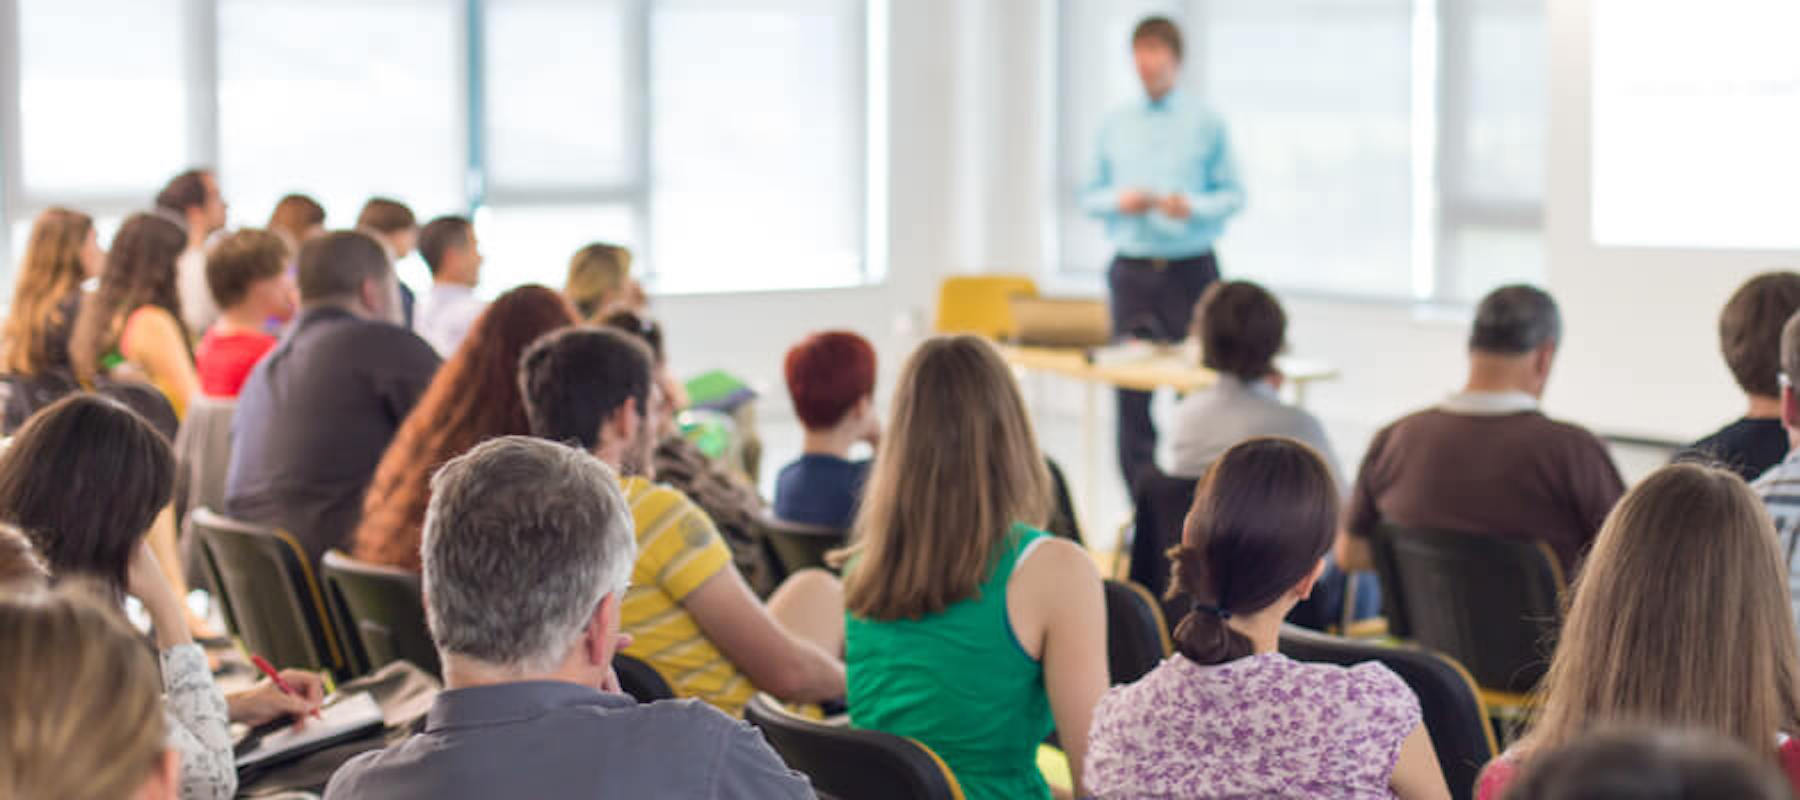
[519,327,844,716]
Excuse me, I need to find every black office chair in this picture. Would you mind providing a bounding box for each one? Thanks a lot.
[756,512,847,577]
[1280,625,1497,800]
[1044,457,1084,545]
[744,693,965,800]
[321,550,439,679]
[191,509,351,679]
[613,653,675,703]
[1127,469,1199,629]
[1103,579,1171,684]
[1371,523,1566,706]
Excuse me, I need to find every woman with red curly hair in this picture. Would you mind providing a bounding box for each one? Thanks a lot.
[352,285,578,571]
[773,330,880,528]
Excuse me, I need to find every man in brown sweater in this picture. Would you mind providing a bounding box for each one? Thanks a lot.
[1340,285,1625,574]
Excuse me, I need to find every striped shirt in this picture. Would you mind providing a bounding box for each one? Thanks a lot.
[1751,452,1800,631]
[617,476,751,715]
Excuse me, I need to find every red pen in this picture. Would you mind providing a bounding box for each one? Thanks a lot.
[250,654,323,720]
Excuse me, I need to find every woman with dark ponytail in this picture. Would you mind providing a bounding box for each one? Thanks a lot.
[1086,437,1449,799]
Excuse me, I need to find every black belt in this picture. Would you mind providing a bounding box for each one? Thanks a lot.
[1115,253,1211,271]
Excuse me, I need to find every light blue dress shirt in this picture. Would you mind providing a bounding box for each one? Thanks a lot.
[1080,88,1246,259]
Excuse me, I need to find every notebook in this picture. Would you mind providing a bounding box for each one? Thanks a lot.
[234,691,385,772]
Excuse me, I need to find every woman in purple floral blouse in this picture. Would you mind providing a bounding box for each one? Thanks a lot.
[1086,437,1449,799]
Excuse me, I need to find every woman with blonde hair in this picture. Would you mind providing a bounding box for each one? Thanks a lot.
[70,213,202,418]
[841,334,1109,800]
[0,586,182,800]
[564,242,645,321]
[1477,462,1800,797]
[2,207,105,377]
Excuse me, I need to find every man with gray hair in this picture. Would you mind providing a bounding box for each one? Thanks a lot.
[324,436,812,799]
[1339,285,1624,573]
[225,231,439,565]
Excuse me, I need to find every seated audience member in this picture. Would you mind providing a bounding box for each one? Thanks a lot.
[413,216,486,356]
[565,242,646,322]
[1753,311,1800,627]
[195,229,295,398]
[840,335,1107,800]
[0,395,324,800]
[155,168,228,332]
[1677,272,1800,480]
[0,587,183,800]
[2,207,104,379]
[1088,437,1446,799]
[70,213,203,418]
[0,524,49,593]
[773,331,880,529]
[324,437,811,800]
[1342,285,1624,574]
[353,286,577,571]
[1170,281,1336,477]
[603,311,774,592]
[1170,281,1374,623]
[519,328,844,715]
[356,197,420,326]
[1501,728,1792,800]
[226,231,440,566]
[266,193,327,253]
[1478,463,1800,798]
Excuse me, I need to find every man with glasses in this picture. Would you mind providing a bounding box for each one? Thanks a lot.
[1750,312,1800,630]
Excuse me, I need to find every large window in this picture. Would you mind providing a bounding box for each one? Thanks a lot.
[0,0,875,296]
[1055,0,1546,304]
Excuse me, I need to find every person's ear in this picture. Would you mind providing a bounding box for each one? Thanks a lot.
[139,749,180,800]
[1535,340,1558,376]
[1784,385,1799,430]
[584,593,618,668]
[358,276,384,316]
[1292,559,1328,601]
[603,396,641,448]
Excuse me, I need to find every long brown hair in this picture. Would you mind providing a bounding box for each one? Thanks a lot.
[1518,463,1800,760]
[841,335,1050,620]
[69,213,189,385]
[353,285,578,571]
[3,208,93,376]
[1167,437,1338,664]
[0,586,169,800]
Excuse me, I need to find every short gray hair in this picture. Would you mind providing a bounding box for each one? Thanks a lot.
[1469,284,1562,355]
[422,436,637,673]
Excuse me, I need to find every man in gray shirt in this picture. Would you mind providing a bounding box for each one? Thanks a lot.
[324,436,813,800]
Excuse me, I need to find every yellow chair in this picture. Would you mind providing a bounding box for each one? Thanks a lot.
[933,275,1040,340]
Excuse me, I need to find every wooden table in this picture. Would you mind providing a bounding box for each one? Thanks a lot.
[997,342,1340,536]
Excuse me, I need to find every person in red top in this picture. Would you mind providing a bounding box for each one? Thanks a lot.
[195,229,295,398]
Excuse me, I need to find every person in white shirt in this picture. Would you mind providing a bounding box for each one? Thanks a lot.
[413,215,486,356]
[154,168,229,332]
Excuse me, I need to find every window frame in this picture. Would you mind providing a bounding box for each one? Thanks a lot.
[0,0,881,295]
[1050,0,1547,307]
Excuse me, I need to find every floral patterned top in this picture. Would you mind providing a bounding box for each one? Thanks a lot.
[1086,653,1421,799]
[162,643,236,800]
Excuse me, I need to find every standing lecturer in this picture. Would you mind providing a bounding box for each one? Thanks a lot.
[1082,16,1245,490]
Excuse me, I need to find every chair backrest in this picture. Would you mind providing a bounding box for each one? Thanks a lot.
[744,693,965,800]
[613,652,675,703]
[1127,470,1199,629]
[1044,457,1084,545]
[756,512,847,577]
[321,550,439,679]
[172,396,236,528]
[1371,523,1566,694]
[1103,579,1172,685]
[191,508,349,677]
[932,275,1039,340]
[1279,625,1497,800]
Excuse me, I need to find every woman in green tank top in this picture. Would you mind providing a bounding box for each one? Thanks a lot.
[839,336,1109,800]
